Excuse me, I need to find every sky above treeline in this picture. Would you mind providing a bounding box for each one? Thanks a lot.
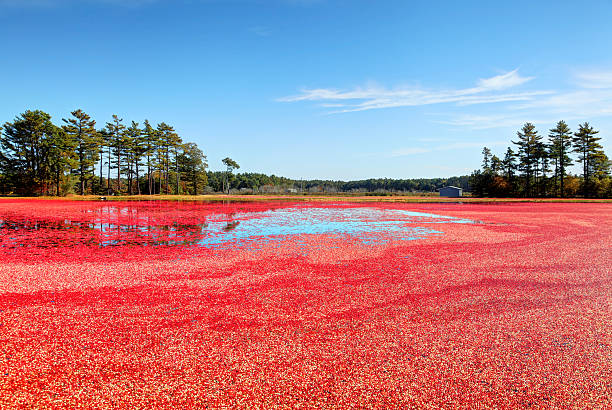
[1,0,611,180]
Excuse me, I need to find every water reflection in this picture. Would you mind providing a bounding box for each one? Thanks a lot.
[0,205,474,250]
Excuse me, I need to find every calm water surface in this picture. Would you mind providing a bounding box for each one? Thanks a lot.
[0,203,475,249]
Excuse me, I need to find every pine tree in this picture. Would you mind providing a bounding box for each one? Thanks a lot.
[222,157,240,194]
[548,121,573,197]
[63,109,98,195]
[502,147,517,179]
[491,155,503,175]
[573,122,604,197]
[482,147,492,172]
[512,123,542,197]
[106,115,125,194]
[130,122,148,196]
[534,140,549,196]
[97,128,112,193]
[156,123,180,194]
[125,121,141,195]
[142,120,158,194]
[1,110,61,194]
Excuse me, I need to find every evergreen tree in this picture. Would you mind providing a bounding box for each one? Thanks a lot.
[573,122,604,197]
[97,128,112,193]
[156,123,180,194]
[491,155,503,175]
[48,127,77,196]
[142,120,158,194]
[222,157,240,194]
[548,120,573,197]
[63,109,98,195]
[534,140,549,196]
[482,147,492,172]
[512,123,542,197]
[502,147,517,179]
[1,110,61,194]
[125,121,142,195]
[106,115,125,194]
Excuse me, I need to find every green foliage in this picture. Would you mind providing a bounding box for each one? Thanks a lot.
[1,109,609,199]
[205,171,471,194]
[1,110,63,195]
[573,122,606,197]
[473,121,610,198]
[548,120,573,197]
[178,142,207,194]
[1,109,206,197]
[221,157,240,194]
[63,109,98,195]
[512,122,544,197]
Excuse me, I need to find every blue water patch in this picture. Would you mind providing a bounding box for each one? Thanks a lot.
[195,207,474,247]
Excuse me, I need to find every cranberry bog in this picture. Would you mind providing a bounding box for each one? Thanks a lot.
[0,199,610,408]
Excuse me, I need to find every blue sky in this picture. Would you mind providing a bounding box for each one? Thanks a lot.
[1,0,611,179]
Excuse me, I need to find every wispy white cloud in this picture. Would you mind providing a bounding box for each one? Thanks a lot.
[279,69,543,113]
[574,70,612,89]
[282,68,612,130]
[476,69,533,90]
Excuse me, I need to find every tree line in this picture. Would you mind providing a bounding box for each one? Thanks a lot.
[205,173,470,194]
[470,121,611,198]
[0,109,473,197]
[0,109,207,196]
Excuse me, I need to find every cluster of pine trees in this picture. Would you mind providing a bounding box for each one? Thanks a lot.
[471,122,611,198]
[0,110,208,196]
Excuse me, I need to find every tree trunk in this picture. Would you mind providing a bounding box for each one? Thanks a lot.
[136,158,141,196]
[107,145,111,194]
[116,152,121,194]
[99,149,104,194]
[128,156,133,195]
[147,154,152,195]
[175,148,179,195]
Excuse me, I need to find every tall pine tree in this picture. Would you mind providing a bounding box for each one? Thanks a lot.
[106,115,125,194]
[573,122,604,197]
[548,120,573,197]
[63,109,98,195]
[512,123,542,197]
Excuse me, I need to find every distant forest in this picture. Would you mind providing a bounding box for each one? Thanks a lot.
[0,109,469,196]
[470,121,611,198]
[206,172,470,194]
[1,110,609,197]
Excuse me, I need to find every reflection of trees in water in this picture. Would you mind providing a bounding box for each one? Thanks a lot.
[0,216,210,248]
[0,203,254,249]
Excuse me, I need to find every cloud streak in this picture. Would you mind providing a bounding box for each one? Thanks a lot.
[279,69,545,113]
[281,68,612,130]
